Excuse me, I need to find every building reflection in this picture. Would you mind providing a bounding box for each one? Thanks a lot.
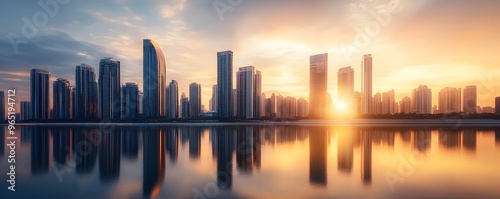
[73,129,98,174]
[121,128,139,160]
[99,130,121,182]
[400,130,411,143]
[0,127,4,156]
[361,130,372,185]
[52,127,72,165]
[189,128,201,160]
[439,130,460,149]
[253,127,262,170]
[165,127,179,162]
[216,127,233,189]
[414,130,431,151]
[462,129,476,151]
[236,127,254,173]
[31,127,50,175]
[210,127,218,160]
[180,127,189,145]
[21,126,31,145]
[337,128,354,173]
[309,127,327,186]
[142,128,166,198]
[495,129,500,144]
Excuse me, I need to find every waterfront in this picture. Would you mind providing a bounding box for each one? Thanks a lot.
[1,125,500,199]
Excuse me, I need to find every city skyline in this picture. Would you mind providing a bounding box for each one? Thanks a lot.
[1,1,500,110]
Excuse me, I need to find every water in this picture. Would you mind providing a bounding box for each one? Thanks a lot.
[1,124,500,199]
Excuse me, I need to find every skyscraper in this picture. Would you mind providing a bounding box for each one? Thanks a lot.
[122,83,139,119]
[361,54,373,115]
[381,90,395,114]
[309,53,328,118]
[20,101,31,121]
[237,66,255,119]
[438,87,461,114]
[211,85,218,112]
[30,69,50,120]
[400,96,412,114]
[143,39,166,118]
[338,66,354,103]
[0,91,4,121]
[254,70,263,119]
[372,92,382,115]
[496,97,500,115]
[167,80,179,119]
[75,63,97,119]
[53,78,71,120]
[297,97,309,117]
[463,85,477,114]
[189,83,201,117]
[412,85,432,114]
[99,58,121,119]
[217,51,233,118]
[181,92,189,118]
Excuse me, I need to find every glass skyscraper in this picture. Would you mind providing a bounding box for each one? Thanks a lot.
[167,80,179,119]
[189,83,201,118]
[122,83,139,119]
[53,78,71,120]
[143,39,166,118]
[75,63,97,119]
[30,69,50,120]
[98,58,121,119]
[309,53,328,118]
[362,54,373,115]
[217,51,233,118]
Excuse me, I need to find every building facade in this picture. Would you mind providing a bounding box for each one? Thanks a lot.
[438,87,461,114]
[189,83,201,117]
[217,50,233,118]
[167,80,179,119]
[412,85,432,114]
[309,53,328,118]
[143,39,166,118]
[75,64,97,119]
[122,83,139,119]
[463,85,477,114]
[53,78,72,120]
[236,66,255,119]
[99,58,121,119]
[30,69,50,120]
[362,54,373,115]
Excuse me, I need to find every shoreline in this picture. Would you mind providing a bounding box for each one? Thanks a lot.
[5,119,500,127]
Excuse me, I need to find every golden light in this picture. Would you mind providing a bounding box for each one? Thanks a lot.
[335,101,348,112]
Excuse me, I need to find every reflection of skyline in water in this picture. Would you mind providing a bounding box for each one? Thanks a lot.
[3,125,500,198]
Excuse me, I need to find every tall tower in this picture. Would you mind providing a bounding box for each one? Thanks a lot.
[189,83,202,117]
[412,85,432,114]
[211,85,218,112]
[361,54,373,115]
[30,69,50,120]
[53,78,71,120]
[463,85,477,114]
[167,80,179,119]
[99,58,121,119]
[438,87,461,114]
[143,39,166,118]
[338,66,354,102]
[122,83,139,119]
[254,70,262,119]
[217,50,233,118]
[0,91,4,121]
[75,63,97,119]
[236,66,255,119]
[309,53,328,118]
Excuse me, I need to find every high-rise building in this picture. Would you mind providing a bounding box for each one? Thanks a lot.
[496,97,500,115]
[353,92,362,116]
[372,92,382,115]
[237,66,255,119]
[30,69,50,120]
[21,101,31,121]
[0,91,4,121]
[338,67,354,103]
[381,90,395,114]
[98,58,121,119]
[122,83,139,119]
[438,87,461,114]
[254,70,263,119]
[75,63,97,119]
[400,96,412,114]
[138,91,144,116]
[53,78,71,120]
[217,51,233,118]
[181,92,189,118]
[309,53,328,118]
[211,85,218,112]
[463,85,477,114]
[189,83,201,117]
[412,85,432,114]
[232,89,237,117]
[143,39,166,118]
[297,97,309,117]
[361,54,373,115]
[167,80,179,119]
[283,96,297,118]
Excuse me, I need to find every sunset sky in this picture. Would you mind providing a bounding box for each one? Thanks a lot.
[1,0,500,109]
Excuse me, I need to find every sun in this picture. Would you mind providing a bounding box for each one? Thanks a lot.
[335,102,348,112]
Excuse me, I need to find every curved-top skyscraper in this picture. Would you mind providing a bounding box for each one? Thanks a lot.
[143,39,166,118]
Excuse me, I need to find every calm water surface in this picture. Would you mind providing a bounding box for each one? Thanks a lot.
[1,125,500,199]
